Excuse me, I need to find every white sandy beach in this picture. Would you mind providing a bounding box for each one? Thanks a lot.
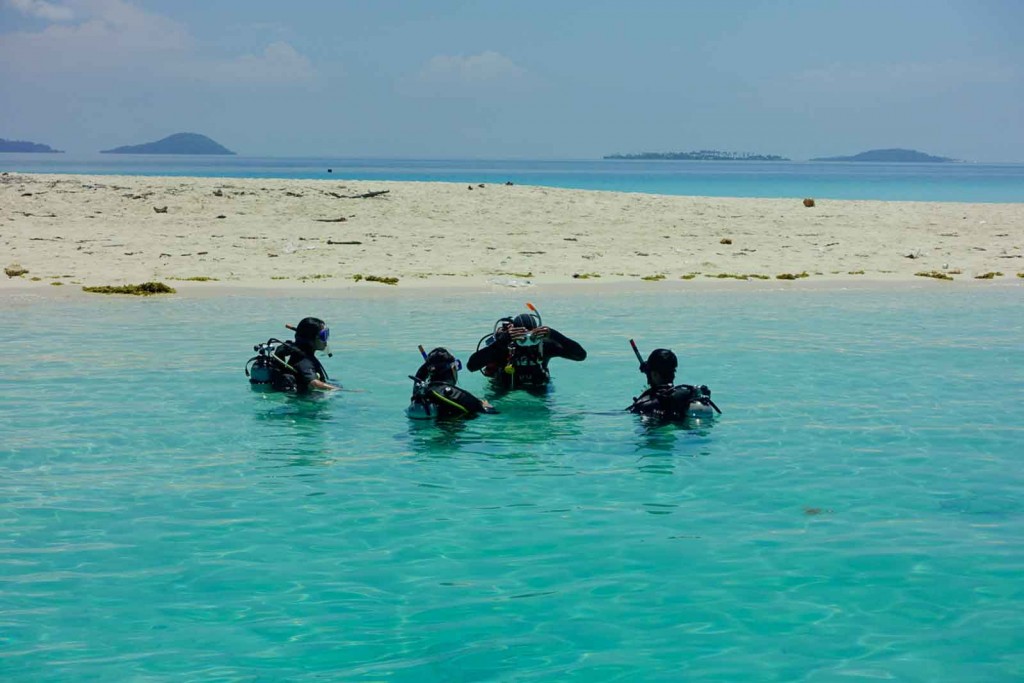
[2,172,1022,292]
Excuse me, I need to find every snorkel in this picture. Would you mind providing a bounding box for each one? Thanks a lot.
[629,339,722,415]
[415,346,462,384]
[286,321,332,357]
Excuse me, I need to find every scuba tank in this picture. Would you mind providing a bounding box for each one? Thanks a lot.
[245,339,284,392]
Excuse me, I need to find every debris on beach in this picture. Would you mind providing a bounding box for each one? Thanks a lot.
[4,263,29,278]
[915,270,954,281]
[342,190,389,199]
[153,206,168,213]
[81,281,176,295]
[803,198,816,207]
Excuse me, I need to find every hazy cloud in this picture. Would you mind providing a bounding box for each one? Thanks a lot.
[794,59,1017,96]
[417,51,525,87]
[0,0,190,74]
[8,0,75,21]
[202,42,314,86]
[0,0,315,86]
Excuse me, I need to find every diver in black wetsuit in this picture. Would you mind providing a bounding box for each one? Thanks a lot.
[466,308,586,390]
[627,348,719,421]
[246,317,340,394]
[407,347,497,419]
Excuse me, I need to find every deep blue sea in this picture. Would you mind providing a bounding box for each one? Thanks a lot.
[3,153,1024,202]
[2,288,1023,681]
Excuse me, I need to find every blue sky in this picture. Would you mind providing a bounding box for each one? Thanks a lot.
[1,0,1021,160]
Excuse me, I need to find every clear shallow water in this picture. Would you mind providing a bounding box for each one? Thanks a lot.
[3,154,1024,202]
[2,288,1023,681]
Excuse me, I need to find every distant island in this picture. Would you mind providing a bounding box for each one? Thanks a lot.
[812,148,957,163]
[0,138,63,153]
[605,150,789,161]
[101,132,235,155]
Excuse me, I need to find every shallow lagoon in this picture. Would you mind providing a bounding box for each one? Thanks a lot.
[2,287,1023,681]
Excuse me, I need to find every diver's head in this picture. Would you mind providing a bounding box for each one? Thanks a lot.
[295,317,331,353]
[510,312,543,346]
[420,347,461,384]
[512,312,539,330]
[644,348,677,386]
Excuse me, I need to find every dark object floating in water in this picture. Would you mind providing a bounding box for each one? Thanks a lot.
[82,281,176,295]
[101,132,235,155]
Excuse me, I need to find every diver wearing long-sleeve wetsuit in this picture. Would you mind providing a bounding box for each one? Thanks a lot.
[407,347,497,419]
[627,348,717,421]
[467,311,586,390]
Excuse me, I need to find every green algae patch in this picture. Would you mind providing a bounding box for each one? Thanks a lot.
[572,272,601,279]
[776,272,810,280]
[364,275,399,285]
[82,282,177,295]
[4,263,29,278]
[170,276,219,282]
[679,273,700,280]
[974,272,1003,280]
[914,271,953,281]
[641,274,666,281]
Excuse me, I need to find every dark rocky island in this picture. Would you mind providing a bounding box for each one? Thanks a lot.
[0,138,64,153]
[101,132,235,155]
[812,148,957,163]
[605,150,789,161]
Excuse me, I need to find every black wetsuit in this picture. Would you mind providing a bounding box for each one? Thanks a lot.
[272,341,328,394]
[409,380,492,419]
[467,328,586,389]
[627,384,705,421]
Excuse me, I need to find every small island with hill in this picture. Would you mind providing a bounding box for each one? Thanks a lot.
[0,138,64,153]
[605,150,789,161]
[812,148,958,163]
[101,132,235,155]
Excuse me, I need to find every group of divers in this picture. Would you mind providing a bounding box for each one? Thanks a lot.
[245,303,721,424]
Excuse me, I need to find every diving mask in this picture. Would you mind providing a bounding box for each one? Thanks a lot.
[515,331,543,347]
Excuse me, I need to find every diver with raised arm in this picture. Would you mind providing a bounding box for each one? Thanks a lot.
[626,342,720,422]
[467,303,586,391]
[246,317,340,393]
[407,347,497,419]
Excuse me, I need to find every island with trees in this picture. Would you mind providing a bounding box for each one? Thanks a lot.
[0,138,64,153]
[101,132,235,155]
[604,150,789,161]
[812,148,957,162]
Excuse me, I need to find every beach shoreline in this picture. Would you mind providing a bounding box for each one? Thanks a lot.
[3,172,1022,295]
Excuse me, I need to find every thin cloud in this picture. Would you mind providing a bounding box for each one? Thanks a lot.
[0,0,316,86]
[418,51,526,86]
[203,41,314,86]
[8,0,75,21]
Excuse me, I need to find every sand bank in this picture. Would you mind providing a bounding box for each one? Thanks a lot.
[2,172,1022,292]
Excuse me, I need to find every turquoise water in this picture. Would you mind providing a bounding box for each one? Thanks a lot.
[3,154,1024,202]
[2,288,1023,681]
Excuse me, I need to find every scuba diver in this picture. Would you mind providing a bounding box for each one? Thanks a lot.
[245,317,340,393]
[407,346,498,419]
[467,303,586,391]
[626,342,721,422]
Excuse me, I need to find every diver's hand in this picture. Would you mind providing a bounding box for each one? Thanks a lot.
[481,399,498,414]
[507,326,529,341]
[531,326,551,340]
